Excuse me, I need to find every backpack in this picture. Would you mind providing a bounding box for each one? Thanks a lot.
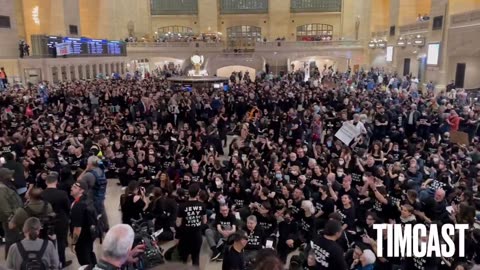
[81,198,104,242]
[17,239,49,270]
[89,169,107,201]
[24,202,55,239]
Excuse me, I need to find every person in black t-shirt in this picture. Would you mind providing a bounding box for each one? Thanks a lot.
[41,173,71,268]
[70,181,97,266]
[205,204,237,261]
[222,230,248,270]
[244,215,266,264]
[176,184,207,266]
[310,219,348,270]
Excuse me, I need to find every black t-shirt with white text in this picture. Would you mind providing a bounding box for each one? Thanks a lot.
[310,235,348,270]
[215,213,236,231]
[177,200,206,234]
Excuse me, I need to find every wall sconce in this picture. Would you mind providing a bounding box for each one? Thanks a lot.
[413,35,425,47]
[377,41,387,48]
[368,39,387,49]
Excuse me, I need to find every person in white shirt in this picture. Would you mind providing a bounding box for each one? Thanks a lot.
[350,114,367,135]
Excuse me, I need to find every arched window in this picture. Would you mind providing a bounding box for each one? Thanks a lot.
[227,25,262,48]
[157,26,194,40]
[296,24,333,41]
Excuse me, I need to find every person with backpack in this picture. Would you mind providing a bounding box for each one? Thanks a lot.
[70,181,97,266]
[0,168,23,259]
[6,217,59,270]
[8,188,54,238]
[77,156,109,231]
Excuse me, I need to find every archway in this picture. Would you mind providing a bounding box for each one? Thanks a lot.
[290,56,349,72]
[61,66,67,81]
[78,65,84,79]
[216,65,257,82]
[52,67,59,83]
[86,64,91,79]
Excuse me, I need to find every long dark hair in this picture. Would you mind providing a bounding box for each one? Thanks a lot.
[121,180,139,207]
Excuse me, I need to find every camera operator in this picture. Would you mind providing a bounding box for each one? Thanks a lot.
[86,224,145,270]
[120,180,146,226]
[149,188,177,241]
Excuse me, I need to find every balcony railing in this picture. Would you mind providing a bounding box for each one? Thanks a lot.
[220,0,268,14]
[126,41,225,48]
[291,0,341,13]
[126,40,362,53]
[451,10,480,27]
[255,40,362,50]
[150,0,198,15]
[398,21,429,34]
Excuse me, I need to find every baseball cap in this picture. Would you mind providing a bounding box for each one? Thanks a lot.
[74,181,88,191]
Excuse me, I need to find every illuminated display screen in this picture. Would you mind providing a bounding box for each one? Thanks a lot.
[386,46,394,62]
[427,43,440,65]
[43,36,126,57]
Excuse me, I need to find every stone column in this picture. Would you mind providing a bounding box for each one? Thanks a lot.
[268,0,290,41]
[198,0,218,33]
[66,65,72,81]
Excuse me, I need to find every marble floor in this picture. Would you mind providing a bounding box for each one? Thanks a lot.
[0,178,222,270]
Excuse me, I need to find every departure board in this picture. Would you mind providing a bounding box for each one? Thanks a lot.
[37,35,127,57]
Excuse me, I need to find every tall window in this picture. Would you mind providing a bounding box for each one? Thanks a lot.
[220,0,268,14]
[296,24,333,41]
[150,0,198,15]
[291,0,341,12]
[227,26,262,48]
[0,16,11,28]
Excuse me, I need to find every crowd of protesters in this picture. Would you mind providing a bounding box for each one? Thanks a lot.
[0,64,479,270]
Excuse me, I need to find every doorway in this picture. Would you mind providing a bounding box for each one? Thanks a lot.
[455,63,466,88]
[403,58,411,76]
